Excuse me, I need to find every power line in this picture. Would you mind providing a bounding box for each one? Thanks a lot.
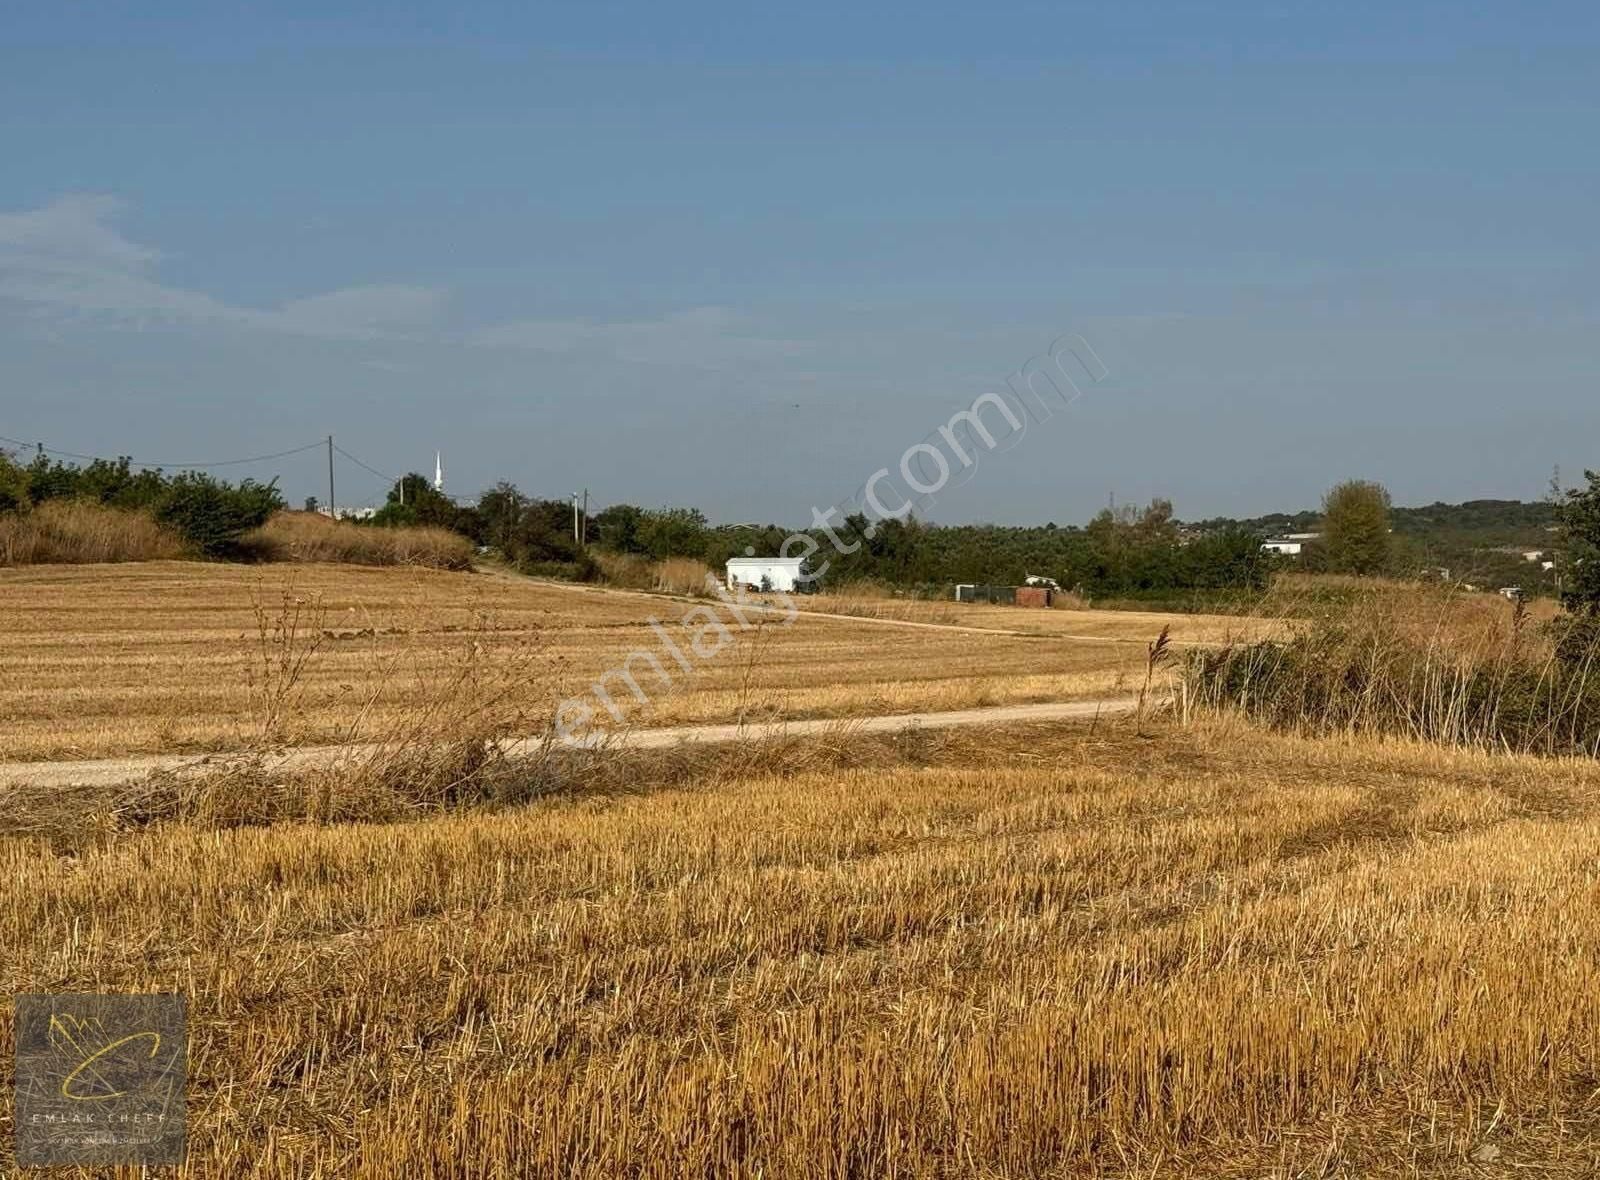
[331,443,399,485]
[0,433,326,471]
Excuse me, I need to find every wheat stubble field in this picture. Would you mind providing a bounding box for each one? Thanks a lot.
[4,562,1598,1176]
[4,720,1600,1176]
[0,562,1209,763]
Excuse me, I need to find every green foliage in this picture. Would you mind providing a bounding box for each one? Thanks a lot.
[1557,470,1600,617]
[1320,480,1393,575]
[0,450,29,513]
[153,473,285,557]
[22,454,168,509]
[723,501,1272,599]
[590,504,647,554]
[637,507,709,560]
[474,482,524,551]
[0,452,284,557]
[374,473,480,536]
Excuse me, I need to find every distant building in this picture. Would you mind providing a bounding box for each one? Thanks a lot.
[318,505,377,521]
[725,556,813,593]
[1262,531,1321,557]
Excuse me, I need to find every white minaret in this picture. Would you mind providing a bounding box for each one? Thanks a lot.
[433,451,444,492]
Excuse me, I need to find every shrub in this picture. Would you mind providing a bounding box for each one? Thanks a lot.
[154,473,285,557]
[0,500,187,565]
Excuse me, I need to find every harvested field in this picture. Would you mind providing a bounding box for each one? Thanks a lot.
[3,720,1599,1175]
[794,590,1256,642]
[0,562,1210,762]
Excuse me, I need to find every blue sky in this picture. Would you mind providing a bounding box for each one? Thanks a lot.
[3,2,1597,522]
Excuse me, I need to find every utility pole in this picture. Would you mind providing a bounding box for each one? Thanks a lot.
[572,493,581,546]
[581,488,588,547]
[327,435,335,519]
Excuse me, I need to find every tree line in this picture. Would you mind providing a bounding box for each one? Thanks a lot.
[0,452,284,557]
[366,472,1271,598]
[12,443,1596,608]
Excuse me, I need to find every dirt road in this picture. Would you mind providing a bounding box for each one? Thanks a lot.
[0,697,1142,790]
[507,572,1187,644]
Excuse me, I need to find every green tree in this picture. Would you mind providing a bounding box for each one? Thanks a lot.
[474,482,526,551]
[1321,480,1393,575]
[0,450,29,513]
[591,503,646,554]
[637,507,708,559]
[374,473,479,536]
[1556,470,1600,615]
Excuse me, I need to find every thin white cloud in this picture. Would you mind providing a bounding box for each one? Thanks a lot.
[0,194,444,341]
[472,306,806,369]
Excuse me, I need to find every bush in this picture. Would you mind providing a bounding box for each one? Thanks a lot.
[155,473,284,558]
[0,500,187,565]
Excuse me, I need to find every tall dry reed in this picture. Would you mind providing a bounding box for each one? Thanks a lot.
[0,499,187,565]
[1185,583,1600,756]
[244,511,473,570]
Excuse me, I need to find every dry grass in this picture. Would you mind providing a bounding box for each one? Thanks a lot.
[0,499,187,565]
[590,549,655,587]
[798,591,1254,641]
[5,720,1600,1175]
[0,563,1170,763]
[1187,580,1600,756]
[243,510,474,569]
[652,556,714,595]
[590,553,713,595]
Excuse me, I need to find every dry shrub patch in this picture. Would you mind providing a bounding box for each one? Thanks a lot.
[1186,582,1600,756]
[243,510,473,569]
[0,499,187,565]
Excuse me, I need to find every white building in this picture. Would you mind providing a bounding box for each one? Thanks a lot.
[725,556,813,593]
[1261,531,1322,558]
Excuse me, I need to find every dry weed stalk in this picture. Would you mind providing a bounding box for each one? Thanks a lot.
[1136,623,1174,733]
[246,583,329,746]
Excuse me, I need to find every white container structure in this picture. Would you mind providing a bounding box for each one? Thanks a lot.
[725,557,813,593]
